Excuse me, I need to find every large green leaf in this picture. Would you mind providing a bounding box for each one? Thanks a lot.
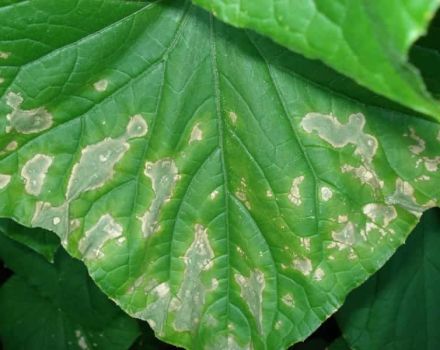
[0,1,439,349]
[0,231,140,350]
[336,208,440,350]
[192,0,440,121]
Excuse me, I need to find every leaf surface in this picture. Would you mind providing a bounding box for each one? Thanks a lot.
[192,0,440,121]
[0,231,140,350]
[0,1,439,349]
[336,208,440,350]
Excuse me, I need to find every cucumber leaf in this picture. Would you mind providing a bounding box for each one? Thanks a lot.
[0,1,439,349]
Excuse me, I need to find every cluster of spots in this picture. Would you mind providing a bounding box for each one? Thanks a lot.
[0,174,11,189]
[407,127,425,154]
[31,115,148,242]
[407,127,440,173]
[74,330,89,350]
[326,220,360,260]
[235,177,251,209]
[288,176,304,206]
[341,164,383,190]
[138,158,179,238]
[93,79,108,92]
[189,122,203,143]
[171,224,215,331]
[5,92,53,134]
[386,178,436,217]
[234,269,265,333]
[362,203,397,228]
[301,112,384,196]
[292,256,313,276]
[21,154,53,196]
[331,221,356,246]
[78,214,124,260]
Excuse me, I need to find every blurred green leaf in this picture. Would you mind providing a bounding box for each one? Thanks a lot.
[0,218,59,261]
[0,232,140,350]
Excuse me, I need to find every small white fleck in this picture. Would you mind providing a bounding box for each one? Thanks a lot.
[52,217,61,225]
[210,190,219,200]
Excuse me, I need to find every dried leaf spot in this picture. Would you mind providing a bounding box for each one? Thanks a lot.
[320,186,333,201]
[67,139,129,200]
[173,224,215,331]
[126,114,148,138]
[139,158,179,237]
[21,154,53,196]
[362,203,397,227]
[422,157,440,172]
[228,111,238,125]
[139,282,171,336]
[292,256,313,276]
[341,164,384,189]
[0,51,10,59]
[5,92,53,134]
[78,214,123,260]
[301,112,378,162]
[5,141,18,152]
[189,122,203,143]
[66,116,146,200]
[288,176,304,206]
[235,178,251,209]
[332,222,356,246]
[0,174,11,189]
[407,127,426,155]
[210,189,219,200]
[282,293,295,307]
[235,269,265,332]
[93,79,109,92]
